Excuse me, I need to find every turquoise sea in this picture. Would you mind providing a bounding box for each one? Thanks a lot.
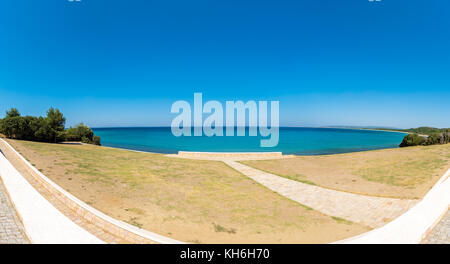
[92,127,407,155]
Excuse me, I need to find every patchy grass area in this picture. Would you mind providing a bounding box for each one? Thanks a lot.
[242,144,450,199]
[4,139,369,243]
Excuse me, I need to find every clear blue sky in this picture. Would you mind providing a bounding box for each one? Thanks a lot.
[1,0,449,128]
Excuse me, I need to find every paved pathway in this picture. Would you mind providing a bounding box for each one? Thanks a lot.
[0,179,28,244]
[224,160,418,228]
[423,210,450,244]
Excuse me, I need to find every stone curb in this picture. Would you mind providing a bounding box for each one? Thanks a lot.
[177,151,283,159]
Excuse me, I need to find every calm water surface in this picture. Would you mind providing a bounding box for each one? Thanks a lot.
[92,127,406,155]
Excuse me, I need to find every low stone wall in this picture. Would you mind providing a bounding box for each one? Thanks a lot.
[177,151,284,160]
[0,139,182,244]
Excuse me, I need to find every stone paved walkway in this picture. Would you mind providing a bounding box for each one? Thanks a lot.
[0,179,28,244]
[423,210,450,244]
[225,160,418,228]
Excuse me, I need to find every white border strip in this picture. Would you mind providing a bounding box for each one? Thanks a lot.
[178,151,283,155]
[1,139,183,244]
[337,169,450,244]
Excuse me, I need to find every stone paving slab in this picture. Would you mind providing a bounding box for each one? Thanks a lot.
[423,210,450,244]
[225,160,418,228]
[0,179,29,244]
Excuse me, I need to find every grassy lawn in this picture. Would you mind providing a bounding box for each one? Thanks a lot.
[4,139,369,243]
[242,144,450,199]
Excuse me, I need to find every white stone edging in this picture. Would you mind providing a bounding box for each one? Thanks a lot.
[336,168,450,244]
[173,151,286,160]
[0,139,183,244]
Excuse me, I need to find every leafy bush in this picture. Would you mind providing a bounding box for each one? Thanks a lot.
[425,133,440,145]
[92,135,101,146]
[434,132,450,144]
[66,123,94,142]
[399,134,426,147]
[399,132,450,147]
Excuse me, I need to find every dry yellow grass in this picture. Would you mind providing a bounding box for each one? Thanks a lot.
[4,139,369,243]
[242,144,450,199]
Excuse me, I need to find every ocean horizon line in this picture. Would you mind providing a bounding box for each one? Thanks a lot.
[90,126,405,130]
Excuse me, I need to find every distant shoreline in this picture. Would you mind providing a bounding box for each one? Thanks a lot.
[320,127,433,137]
[323,127,409,134]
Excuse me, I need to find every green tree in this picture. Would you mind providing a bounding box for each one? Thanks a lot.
[33,119,50,142]
[23,116,42,140]
[5,108,20,118]
[0,108,22,137]
[45,107,66,143]
[46,107,66,131]
[0,116,27,138]
[1,107,100,144]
